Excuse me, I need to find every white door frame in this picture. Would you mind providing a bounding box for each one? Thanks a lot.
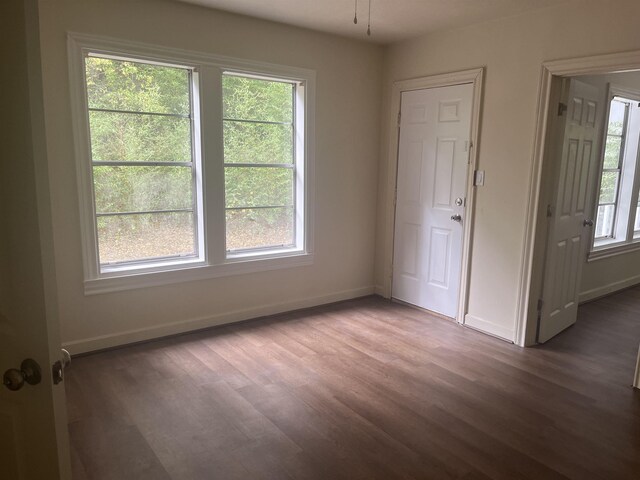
[518,49,640,346]
[380,68,484,324]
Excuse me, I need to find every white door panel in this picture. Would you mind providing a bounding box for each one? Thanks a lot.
[538,79,600,343]
[393,83,473,318]
[0,1,70,478]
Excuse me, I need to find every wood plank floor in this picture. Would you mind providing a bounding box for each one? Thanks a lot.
[66,287,640,479]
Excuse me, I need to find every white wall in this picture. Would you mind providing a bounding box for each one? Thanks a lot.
[578,71,640,302]
[377,0,640,343]
[37,0,383,353]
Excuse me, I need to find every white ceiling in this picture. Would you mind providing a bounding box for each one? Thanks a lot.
[178,0,569,44]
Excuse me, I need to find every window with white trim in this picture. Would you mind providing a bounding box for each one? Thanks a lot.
[70,35,314,292]
[592,89,640,252]
[222,74,302,254]
[85,55,203,269]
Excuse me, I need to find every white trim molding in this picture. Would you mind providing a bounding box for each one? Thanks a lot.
[588,241,640,262]
[380,67,485,326]
[634,345,640,389]
[464,315,515,343]
[63,285,375,354]
[519,49,640,347]
[578,273,640,304]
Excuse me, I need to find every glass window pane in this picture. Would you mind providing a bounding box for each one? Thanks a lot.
[226,207,293,251]
[225,167,293,208]
[93,166,193,213]
[85,57,190,115]
[97,212,195,264]
[595,204,616,238]
[598,171,619,204]
[603,135,622,169]
[223,75,293,123]
[224,121,293,164]
[89,111,191,162]
[607,99,627,135]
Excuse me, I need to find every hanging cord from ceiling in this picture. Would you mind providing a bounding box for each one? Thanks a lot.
[353,0,372,36]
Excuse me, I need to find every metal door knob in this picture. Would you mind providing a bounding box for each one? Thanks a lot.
[3,359,42,392]
[451,214,462,222]
[583,219,594,227]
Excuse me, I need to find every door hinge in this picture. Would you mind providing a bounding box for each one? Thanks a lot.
[397,110,402,127]
[537,298,544,314]
[557,102,568,116]
[546,204,553,218]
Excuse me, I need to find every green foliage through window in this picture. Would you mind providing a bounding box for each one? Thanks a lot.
[86,56,196,264]
[223,74,296,251]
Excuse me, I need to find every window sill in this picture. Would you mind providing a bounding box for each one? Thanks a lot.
[588,241,640,262]
[84,251,313,295]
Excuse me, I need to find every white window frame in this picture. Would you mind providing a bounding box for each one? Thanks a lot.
[85,53,206,274]
[590,84,640,261]
[68,33,315,294]
[593,97,628,240]
[221,71,306,260]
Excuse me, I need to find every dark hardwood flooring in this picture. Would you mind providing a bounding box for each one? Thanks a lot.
[66,287,640,479]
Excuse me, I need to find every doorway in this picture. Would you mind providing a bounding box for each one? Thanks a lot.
[521,50,640,347]
[392,83,473,318]
[381,68,484,324]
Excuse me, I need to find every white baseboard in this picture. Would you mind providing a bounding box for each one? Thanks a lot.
[579,274,640,304]
[63,285,375,355]
[374,284,388,297]
[634,345,640,390]
[464,314,515,343]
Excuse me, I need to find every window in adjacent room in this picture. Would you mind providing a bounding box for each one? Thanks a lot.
[593,90,640,252]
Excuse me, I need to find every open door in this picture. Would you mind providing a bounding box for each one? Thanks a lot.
[538,79,601,343]
[0,1,70,478]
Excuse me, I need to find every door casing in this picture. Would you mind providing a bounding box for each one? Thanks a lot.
[380,68,484,324]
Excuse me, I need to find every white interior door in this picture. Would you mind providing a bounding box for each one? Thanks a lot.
[0,1,70,478]
[392,83,473,318]
[538,79,601,343]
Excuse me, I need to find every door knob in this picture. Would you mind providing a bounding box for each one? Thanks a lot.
[583,219,594,227]
[3,359,42,392]
[451,214,462,222]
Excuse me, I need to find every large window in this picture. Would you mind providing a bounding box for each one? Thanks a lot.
[594,98,628,239]
[86,56,201,268]
[592,88,640,253]
[223,74,298,253]
[70,35,314,292]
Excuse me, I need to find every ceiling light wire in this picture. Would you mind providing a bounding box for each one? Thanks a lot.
[367,0,371,36]
[353,0,358,24]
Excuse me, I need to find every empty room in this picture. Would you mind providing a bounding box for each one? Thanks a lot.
[2,0,640,479]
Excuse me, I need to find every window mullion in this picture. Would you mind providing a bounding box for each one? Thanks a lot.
[88,107,190,119]
[92,161,193,167]
[199,65,226,264]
